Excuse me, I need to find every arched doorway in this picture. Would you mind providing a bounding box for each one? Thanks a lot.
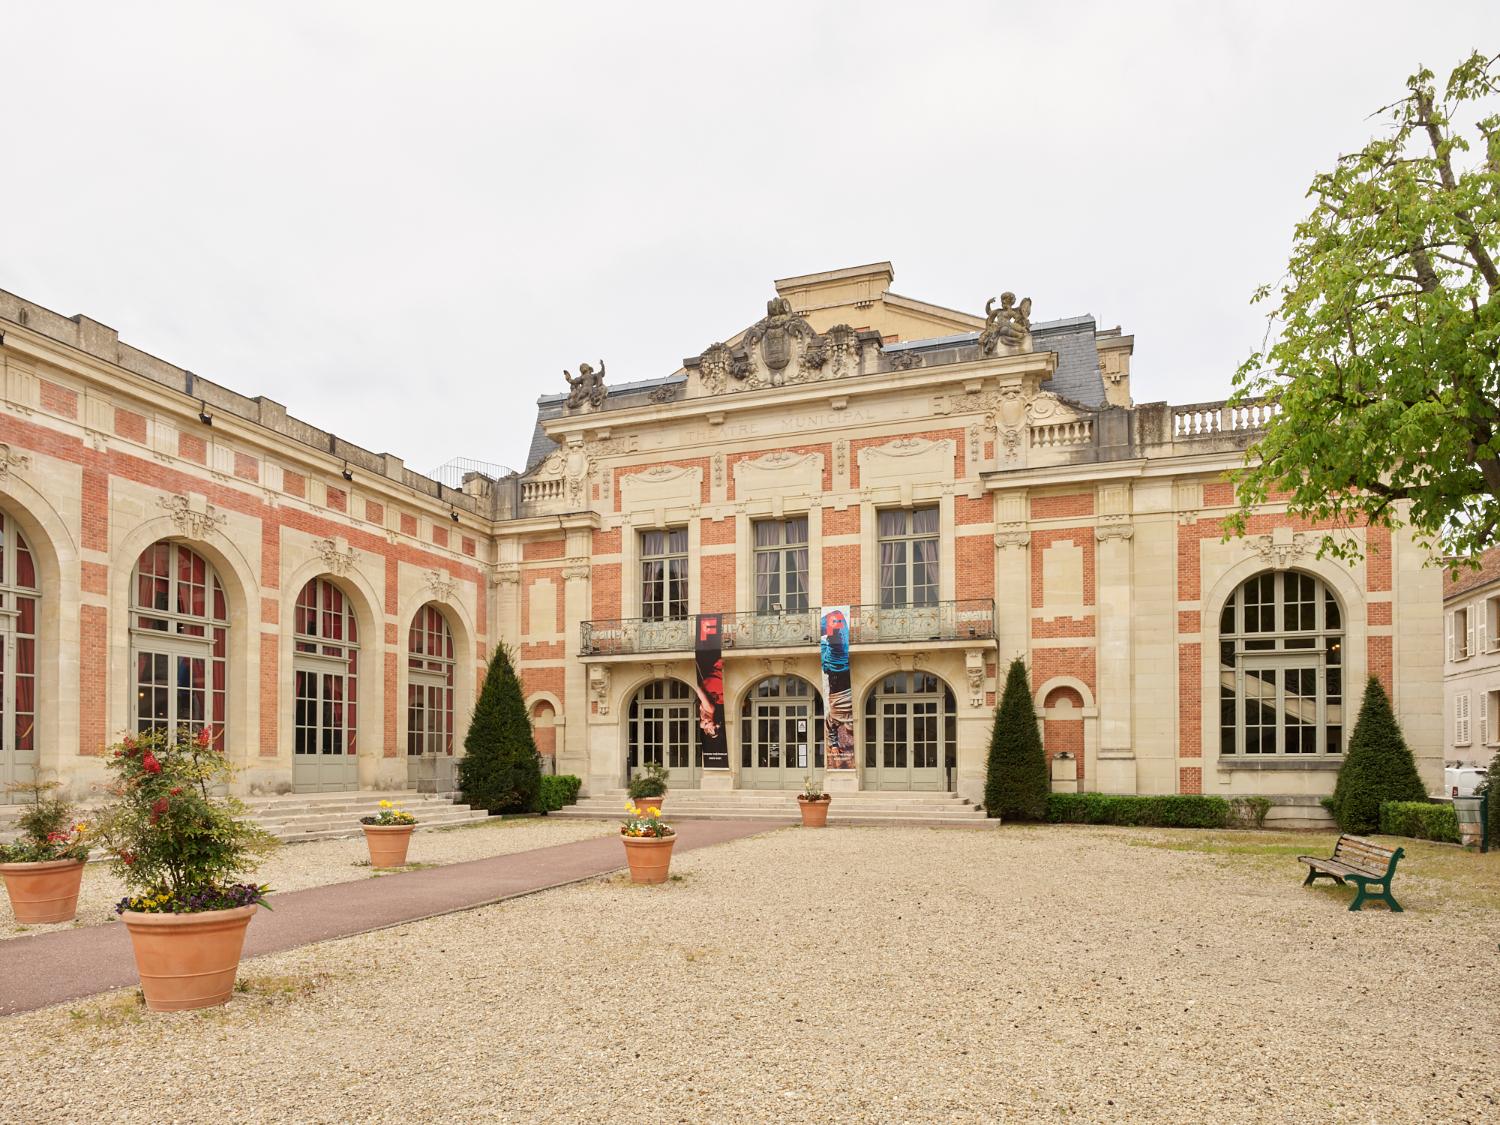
[407,603,455,785]
[292,576,360,792]
[862,671,956,791]
[626,679,700,790]
[130,540,228,748]
[738,675,823,790]
[1042,685,1085,786]
[531,700,557,762]
[0,511,38,789]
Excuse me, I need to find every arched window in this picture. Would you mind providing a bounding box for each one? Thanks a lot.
[863,671,956,791]
[407,604,454,757]
[1219,570,1344,757]
[626,679,697,788]
[0,512,38,788]
[131,541,228,749]
[739,675,823,789]
[292,577,359,789]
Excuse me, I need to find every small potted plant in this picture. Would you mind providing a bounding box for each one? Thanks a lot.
[360,799,418,867]
[93,728,276,1011]
[0,781,90,923]
[620,800,675,884]
[797,773,832,828]
[627,761,670,813]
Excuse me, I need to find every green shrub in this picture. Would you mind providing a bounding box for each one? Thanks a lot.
[627,761,670,800]
[1379,800,1460,843]
[1046,793,1231,828]
[1328,677,1426,834]
[1482,752,1500,850]
[984,658,1048,821]
[538,775,582,813]
[457,644,542,814]
[1228,796,1273,829]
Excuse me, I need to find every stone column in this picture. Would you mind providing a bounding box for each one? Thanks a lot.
[1094,484,1135,794]
[560,528,593,783]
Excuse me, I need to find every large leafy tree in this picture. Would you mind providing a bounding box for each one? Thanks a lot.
[1228,51,1500,562]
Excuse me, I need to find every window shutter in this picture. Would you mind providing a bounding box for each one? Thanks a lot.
[1480,601,1490,654]
[1447,611,1455,662]
[1468,606,1478,660]
[1481,691,1490,747]
[1457,693,1471,746]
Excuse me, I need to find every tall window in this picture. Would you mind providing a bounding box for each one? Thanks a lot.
[627,679,695,779]
[293,577,359,759]
[1219,571,1343,757]
[753,517,809,613]
[407,604,454,756]
[878,507,939,609]
[0,513,38,787]
[131,541,228,749]
[640,529,688,621]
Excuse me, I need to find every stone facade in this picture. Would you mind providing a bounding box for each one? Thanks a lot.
[1443,549,1500,769]
[0,261,1444,804]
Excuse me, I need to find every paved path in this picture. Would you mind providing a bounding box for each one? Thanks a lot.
[0,819,774,1017]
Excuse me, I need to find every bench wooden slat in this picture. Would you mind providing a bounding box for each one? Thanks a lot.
[1298,834,1405,911]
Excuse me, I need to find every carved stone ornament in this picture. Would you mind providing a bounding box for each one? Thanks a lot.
[588,664,611,715]
[563,360,607,412]
[562,557,591,581]
[1252,532,1309,568]
[158,494,227,538]
[0,443,31,479]
[1095,515,1134,542]
[978,292,1033,356]
[314,537,359,576]
[648,383,677,404]
[965,649,987,709]
[426,569,457,602]
[994,528,1030,550]
[691,301,864,394]
[492,564,521,586]
[886,349,923,371]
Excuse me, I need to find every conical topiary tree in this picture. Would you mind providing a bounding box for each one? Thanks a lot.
[984,658,1049,821]
[457,643,541,814]
[1328,676,1426,834]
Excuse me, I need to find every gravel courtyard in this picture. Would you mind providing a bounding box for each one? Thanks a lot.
[3,824,1498,1124]
[0,816,613,940]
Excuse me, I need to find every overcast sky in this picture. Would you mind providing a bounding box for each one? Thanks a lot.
[2,2,1495,477]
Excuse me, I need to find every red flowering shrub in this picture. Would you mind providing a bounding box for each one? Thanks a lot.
[92,728,275,914]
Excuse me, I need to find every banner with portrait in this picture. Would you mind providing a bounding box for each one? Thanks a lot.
[693,613,728,770]
[820,605,855,770]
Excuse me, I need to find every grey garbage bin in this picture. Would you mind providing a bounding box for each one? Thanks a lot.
[1453,794,1489,853]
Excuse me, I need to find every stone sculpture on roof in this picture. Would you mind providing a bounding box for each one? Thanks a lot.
[564,360,607,411]
[979,292,1033,356]
[691,297,869,394]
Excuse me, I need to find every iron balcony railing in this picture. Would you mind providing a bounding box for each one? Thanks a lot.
[579,599,996,656]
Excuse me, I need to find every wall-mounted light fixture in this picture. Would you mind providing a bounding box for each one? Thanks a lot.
[198,401,213,426]
[450,509,461,523]
[341,463,354,482]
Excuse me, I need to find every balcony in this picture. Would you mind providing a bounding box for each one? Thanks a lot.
[579,599,996,657]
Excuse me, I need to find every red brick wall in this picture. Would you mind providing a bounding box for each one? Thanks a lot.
[78,605,107,755]
[1030,529,1096,609]
[822,507,860,536]
[523,538,565,561]
[701,517,736,546]
[365,499,384,524]
[956,534,995,601]
[178,432,207,465]
[260,635,279,757]
[1030,493,1093,520]
[40,380,77,418]
[954,496,993,525]
[233,451,259,482]
[823,544,860,604]
[114,408,146,444]
[283,470,306,499]
[1032,648,1095,696]
[326,486,347,514]
[593,563,621,620]
[701,555,734,613]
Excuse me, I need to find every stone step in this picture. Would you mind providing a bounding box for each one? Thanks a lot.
[570,801,987,819]
[267,810,490,843]
[254,806,482,831]
[551,807,997,829]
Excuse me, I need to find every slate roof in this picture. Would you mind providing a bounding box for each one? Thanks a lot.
[521,314,1109,473]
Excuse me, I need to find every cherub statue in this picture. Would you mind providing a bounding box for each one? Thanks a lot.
[979,292,1033,355]
[564,360,607,410]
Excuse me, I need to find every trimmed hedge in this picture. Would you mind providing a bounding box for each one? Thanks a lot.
[1046,793,1230,828]
[984,658,1049,821]
[538,775,582,813]
[1379,800,1459,843]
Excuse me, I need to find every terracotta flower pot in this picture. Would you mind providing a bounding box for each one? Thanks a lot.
[631,793,666,814]
[621,833,676,884]
[0,858,86,924]
[362,824,416,867]
[120,903,258,1011]
[797,797,831,828]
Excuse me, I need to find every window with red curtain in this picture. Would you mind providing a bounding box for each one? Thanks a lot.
[130,541,228,749]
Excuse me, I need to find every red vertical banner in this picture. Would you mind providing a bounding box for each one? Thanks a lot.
[694,614,728,770]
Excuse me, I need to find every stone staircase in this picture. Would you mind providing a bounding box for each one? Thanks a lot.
[554,789,997,829]
[241,792,490,843]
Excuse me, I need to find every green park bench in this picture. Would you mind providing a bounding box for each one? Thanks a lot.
[1297,834,1405,912]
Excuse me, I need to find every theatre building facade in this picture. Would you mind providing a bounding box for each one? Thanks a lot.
[0,262,1443,806]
